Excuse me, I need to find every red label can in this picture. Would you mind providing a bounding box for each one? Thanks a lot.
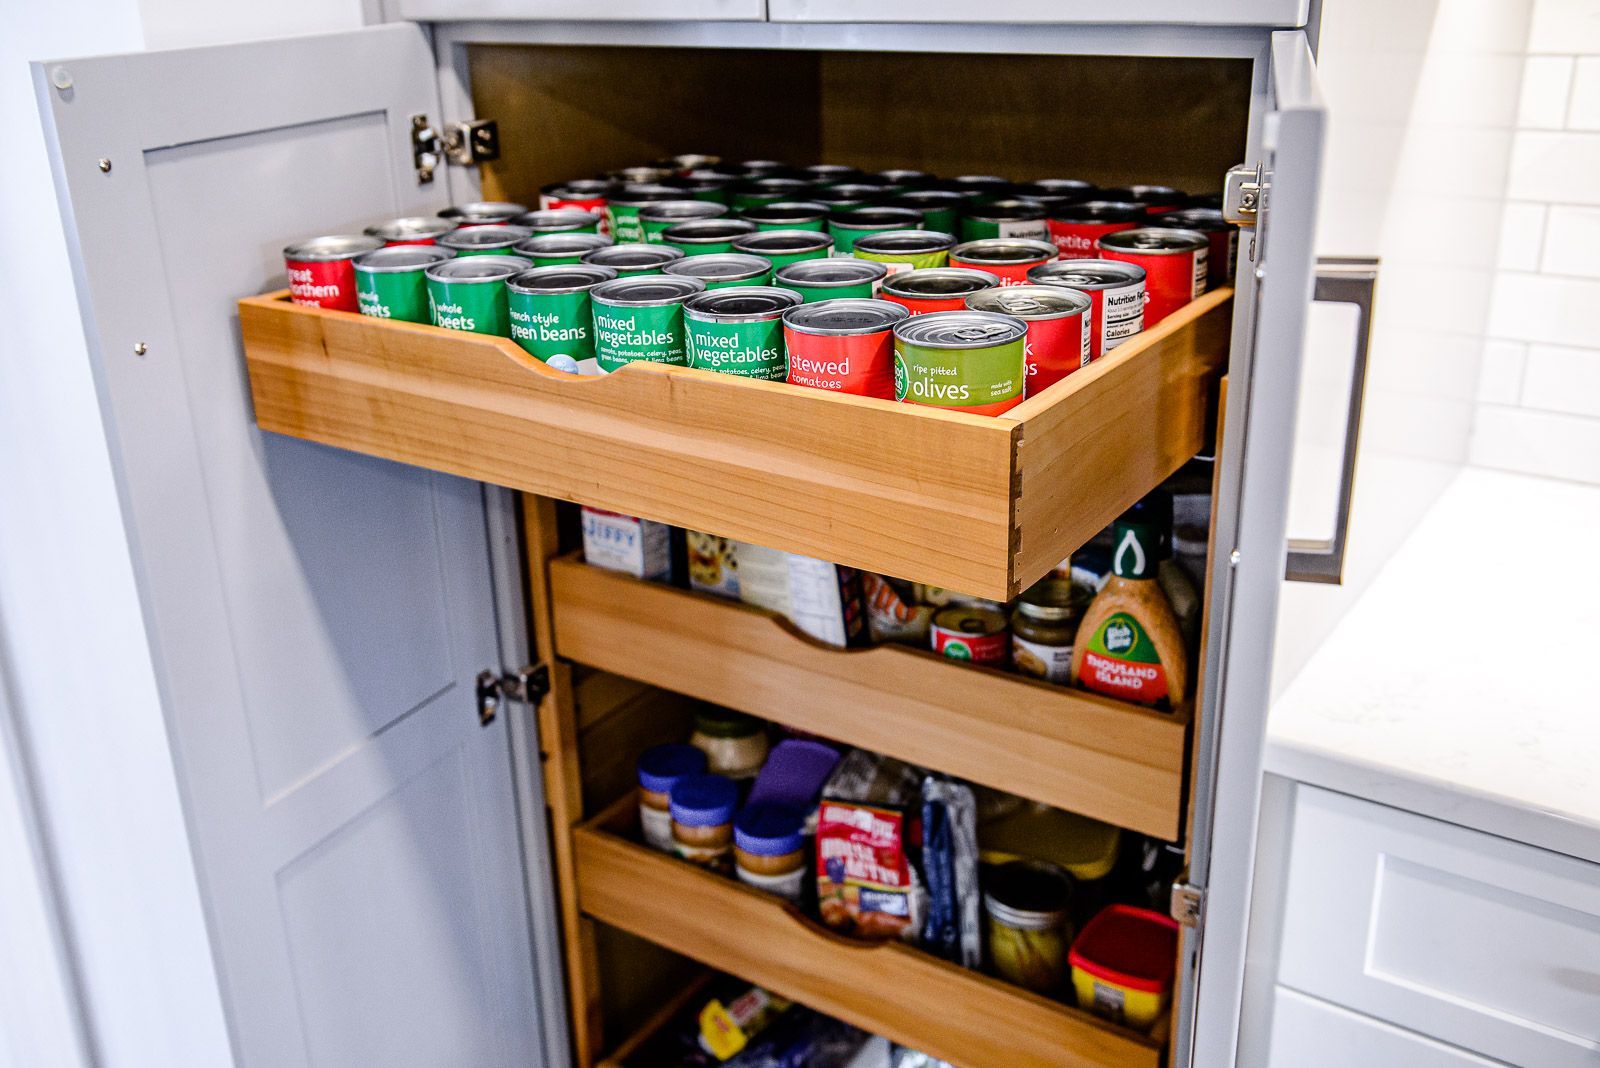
[781,299,909,398]
[930,604,1009,665]
[283,234,383,312]
[966,285,1093,396]
[1027,260,1148,361]
[880,267,1000,315]
[949,239,1057,286]
[1047,201,1144,258]
[541,179,617,235]
[1098,228,1207,328]
[1149,207,1236,286]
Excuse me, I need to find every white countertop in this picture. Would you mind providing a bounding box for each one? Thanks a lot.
[1267,467,1600,865]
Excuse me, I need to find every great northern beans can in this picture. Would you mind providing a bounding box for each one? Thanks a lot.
[365,217,457,247]
[589,274,707,371]
[510,208,603,235]
[828,207,923,255]
[880,267,1001,316]
[888,190,963,237]
[1047,200,1143,259]
[540,179,618,235]
[438,224,534,257]
[582,244,685,277]
[773,259,888,303]
[639,200,730,243]
[852,230,956,275]
[283,235,383,311]
[438,201,528,227]
[424,254,526,336]
[1027,259,1147,359]
[516,232,614,267]
[782,299,909,398]
[892,310,1028,417]
[959,199,1049,243]
[354,245,455,323]
[607,185,682,244]
[506,264,618,374]
[1149,207,1235,286]
[682,286,802,380]
[966,285,1092,396]
[1097,228,1207,327]
[949,239,1057,287]
[739,201,829,233]
[731,230,835,270]
[662,219,758,256]
[663,253,771,290]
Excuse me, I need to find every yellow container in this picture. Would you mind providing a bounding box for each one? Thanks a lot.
[978,802,1121,881]
[1067,905,1179,1031]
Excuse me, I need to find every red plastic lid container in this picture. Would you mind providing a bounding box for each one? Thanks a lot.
[1067,904,1180,993]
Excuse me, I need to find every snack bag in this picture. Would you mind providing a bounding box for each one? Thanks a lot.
[815,751,924,941]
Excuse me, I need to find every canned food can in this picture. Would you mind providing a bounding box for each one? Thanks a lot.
[364,217,458,247]
[876,168,936,189]
[1046,200,1143,259]
[729,177,813,211]
[948,175,1014,204]
[608,165,674,185]
[810,184,884,212]
[507,264,619,374]
[1102,184,1186,214]
[660,175,731,205]
[738,159,792,177]
[515,232,615,267]
[1014,178,1096,204]
[828,207,924,255]
[1027,259,1147,359]
[424,254,526,336]
[589,274,707,371]
[781,298,909,397]
[949,239,1057,286]
[966,285,1092,396]
[1097,228,1207,327]
[959,199,1049,243]
[661,219,759,256]
[437,224,535,257]
[738,201,830,233]
[731,229,835,270]
[880,267,1001,316]
[887,190,963,237]
[930,604,1009,664]
[283,235,383,312]
[802,163,864,186]
[656,153,722,175]
[773,259,889,303]
[438,201,529,228]
[662,253,772,291]
[606,184,683,244]
[540,179,619,235]
[639,200,731,244]
[892,310,1028,417]
[851,229,956,275]
[682,286,802,380]
[354,245,455,323]
[581,244,685,277]
[1149,207,1235,285]
[509,208,603,235]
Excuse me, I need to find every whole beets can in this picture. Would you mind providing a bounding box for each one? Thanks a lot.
[354,245,455,323]
[1097,227,1208,327]
[892,310,1028,417]
[1028,259,1148,360]
[948,239,1057,286]
[424,254,527,336]
[1149,207,1236,286]
[782,298,909,397]
[966,285,1092,396]
[880,267,1000,316]
[1046,200,1144,259]
[283,235,383,312]
[364,217,458,247]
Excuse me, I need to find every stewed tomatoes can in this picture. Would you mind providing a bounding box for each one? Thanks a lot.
[437,224,534,257]
[966,285,1092,396]
[1046,200,1143,259]
[515,232,614,267]
[682,286,802,380]
[1028,259,1147,359]
[1097,228,1207,327]
[781,298,909,398]
[773,258,888,302]
[880,267,1000,316]
[852,230,956,274]
[1149,207,1236,286]
[959,199,1049,243]
[892,310,1028,417]
[283,234,383,311]
[364,217,457,247]
[930,604,1009,664]
[949,239,1057,286]
[731,229,835,270]
[438,201,528,227]
[540,179,618,234]
[354,245,455,323]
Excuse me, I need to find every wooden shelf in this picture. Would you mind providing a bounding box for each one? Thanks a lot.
[575,794,1162,1068]
[551,555,1189,840]
[240,288,1230,601]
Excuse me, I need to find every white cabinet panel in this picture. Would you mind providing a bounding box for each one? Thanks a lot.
[1268,988,1507,1067]
[395,0,766,20]
[767,0,1308,26]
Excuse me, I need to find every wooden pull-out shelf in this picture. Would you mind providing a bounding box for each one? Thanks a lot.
[240,288,1230,601]
[575,794,1162,1068]
[551,555,1188,840]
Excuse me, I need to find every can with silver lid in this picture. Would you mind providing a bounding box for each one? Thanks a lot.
[802,163,863,186]
[589,274,707,371]
[966,285,1092,395]
[581,244,684,277]
[959,199,1049,243]
[738,201,829,233]
[638,200,731,244]
[892,310,1028,417]
[606,184,683,244]
[283,235,384,312]
[539,179,619,235]
[948,239,1058,287]
[773,258,888,303]
[354,245,455,323]
[438,201,529,228]
[888,190,963,236]
[509,208,602,235]
[1149,207,1235,285]
[930,603,1009,664]
[731,230,835,270]
[437,224,534,257]
[810,184,882,212]
[607,165,674,186]
[661,219,758,257]
[515,232,614,267]
[424,254,527,336]
[738,159,792,177]
[1101,184,1186,214]
[656,153,722,175]
[1012,178,1097,215]
[729,177,813,212]
[1028,259,1147,359]
[880,267,1000,316]
[364,217,458,247]
[1046,200,1144,259]
[828,206,923,255]
[947,175,1013,204]
[506,264,619,373]
[662,253,772,291]
[876,168,936,190]
[1097,227,1207,327]
[851,229,956,274]
[781,298,909,398]
[682,287,802,380]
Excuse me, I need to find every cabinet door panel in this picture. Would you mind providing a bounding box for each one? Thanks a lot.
[766,0,1308,26]
[1268,988,1507,1068]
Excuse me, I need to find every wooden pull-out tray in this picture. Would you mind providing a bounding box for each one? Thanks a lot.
[240,288,1229,601]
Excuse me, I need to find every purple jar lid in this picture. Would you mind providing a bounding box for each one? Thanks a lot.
[637,744,707,795]
[734,803,806,856]
[669,773,738,827]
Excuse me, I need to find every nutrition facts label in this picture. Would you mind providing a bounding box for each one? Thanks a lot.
[1102,282,1145,351]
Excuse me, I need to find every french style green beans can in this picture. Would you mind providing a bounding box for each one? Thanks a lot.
[506,264,619,374]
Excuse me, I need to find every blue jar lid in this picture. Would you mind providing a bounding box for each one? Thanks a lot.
[734,803,806,856]
[669,774,738,827]
[637,744,707,795]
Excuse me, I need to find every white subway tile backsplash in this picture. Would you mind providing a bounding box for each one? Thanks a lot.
[1507,131,1600,204]
[1489,271,1600,347]
[1518,55,1575,128]
[1470,404,1600,482]
[1521,342,1600,415]
[1498,202,1548,269]
[1570,57,1600,128]
[1528,0,1600,54]
[1540,205,1600,274]
[1478,339,1529,402]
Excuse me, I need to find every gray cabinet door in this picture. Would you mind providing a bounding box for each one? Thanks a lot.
[34,25,555,1068]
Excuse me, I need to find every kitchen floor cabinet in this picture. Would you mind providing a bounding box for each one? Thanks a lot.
[35,13,1335,1068]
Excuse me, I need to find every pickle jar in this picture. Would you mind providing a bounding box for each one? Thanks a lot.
[690,706,770,780]
[734,803,807,902]
[636,744,708,852]
[669,773,739,871]
[1010,577,1088,684]
[983,859,1075,994]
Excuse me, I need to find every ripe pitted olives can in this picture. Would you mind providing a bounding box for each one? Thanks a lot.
[365,217,457,247]
[1027,259,1147,360]
[782,298,909,398]
[582,244,685,278]
[589,274,707,372]
[438,224,534,257]
[949,239,1057,287]
[965,285,1092,396]
[510,208,603,235]
[515,232,614,267]
[930,604,1009,664]
[773,259,888,303]
[892,310,1028,417]
[354,245,455,323]
[661,219,758,256]
[424,254,526,336]
[880,267,1001,316]
[888,190,963,237]
[1097,227,1207,327]
[438,201,529,228]
[828,207,923,255]
[506,264,618,374]
[682,286,802,380]
[284,235,383,311]
[540,179,619,235]
[1149,207,1236,286]
[739,201,829,233]
[731,229,835,270]
[959,199,1049,243]
[730,177,813,211]
[663,253,772,291]
[852,230,957,275]
[1103,184,1187,214]
[639,200,731,243]
[1046,200,1144,259]
[606,185,682,244]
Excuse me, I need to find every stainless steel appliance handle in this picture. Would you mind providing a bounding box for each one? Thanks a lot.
[1285,256,1379,584]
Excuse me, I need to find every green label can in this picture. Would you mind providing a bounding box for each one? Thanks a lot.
[437,224,534,257]
[662,219,758,257]
[731,229,835,271]
[355,245,455,323]
[663,253,772,291]
[507,263,619,374]
[605,185,680,244]
[889,190,962,236]
[424,255,527,336]
[892,310,1028,417]
[510,208,603,235]
[738,201,829,233]
[589,275,707,371]
[728,177,813,212]
[582,244,685,277]
[851,230,956,276]
[773,258,888,303]
[958,199,1050,243]
[828,206,923,255]
[639,200,730,243]
[681,286,801,380]
[514,232,614,267]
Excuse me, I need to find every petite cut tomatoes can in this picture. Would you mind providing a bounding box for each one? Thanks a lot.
[364,217,458,247]
[948,238,1058,286]
[1046,200,1144,260]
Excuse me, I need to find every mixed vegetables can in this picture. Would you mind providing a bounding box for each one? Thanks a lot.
[589,274,707,371]
[682,287,802,381]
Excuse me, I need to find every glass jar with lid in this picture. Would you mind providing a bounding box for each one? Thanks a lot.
[984,859,1075,994]
[1010,577,1088,683]
[690,705,770,780]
